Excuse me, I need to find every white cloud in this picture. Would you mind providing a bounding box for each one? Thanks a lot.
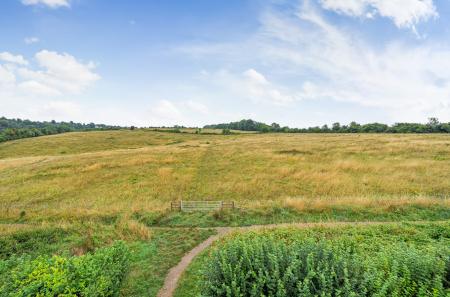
[40,101,82,118]
[319,0,366,16]
[262,2,450,119]
[17,50,100,94]
[18,80,61,96]
[0,50,100,123]
[319,0,438,32]
[184,100,209,114]
[21,0,70,8]
[0,52,28,65]
[177,0,450,122]
[24,37,40,44]
[197,68,295,106]
[147,99,213,126]
[0,65,16,85]
[243,68,269,85]
[149,100,182,123]
[241,69,294,105]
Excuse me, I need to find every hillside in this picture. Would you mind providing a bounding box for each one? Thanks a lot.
[0,130,449,223]
[1,130,449,296]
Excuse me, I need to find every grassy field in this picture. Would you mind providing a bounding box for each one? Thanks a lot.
[0,130,449,224]
[0,130,449,295]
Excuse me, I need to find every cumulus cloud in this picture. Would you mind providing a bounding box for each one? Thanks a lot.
[149,100,182,122]
[21,0,70,8]
[147,99,212,126]
[0,50,100,122]
[197,68,295,106]
[16,50,100,95]
[0,52,28,65]
[24,37,40,44]
[0,65,16,85]
[319,0,438,32]
[241,69,294,105]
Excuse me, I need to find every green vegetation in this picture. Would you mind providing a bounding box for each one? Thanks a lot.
[205,117,450,133]
[120,228,215,297]
[0,241,129,296]
[1,128,449,295]
[0,117,122,143]
[136,206,450,227]
[0,222,215,296]
[175,222,450,297]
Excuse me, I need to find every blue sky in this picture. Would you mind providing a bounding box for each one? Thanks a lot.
[1,0,450,127]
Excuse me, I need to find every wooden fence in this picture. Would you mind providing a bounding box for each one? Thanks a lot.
[171,200,235,212]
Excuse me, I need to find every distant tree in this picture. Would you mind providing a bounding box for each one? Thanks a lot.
[222,129,232,135]
[348,121,361,133]
[427,117,440,132]
[271,123,281,131]
[332,122,341,132]
[203,118,449,134]
[0,117,122,143]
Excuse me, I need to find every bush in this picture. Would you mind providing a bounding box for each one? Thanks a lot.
[0,241,129,297]
[202,237,449,297]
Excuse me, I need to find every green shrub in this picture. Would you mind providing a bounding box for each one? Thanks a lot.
[0,228,69,260]
[0,241,129,297]
[202,237,448,297]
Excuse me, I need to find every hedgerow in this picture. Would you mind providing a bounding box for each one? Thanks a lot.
[0,241,129,297]
[202,236,449,297]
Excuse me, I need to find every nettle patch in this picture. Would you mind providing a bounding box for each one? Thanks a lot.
[202,236,449,297]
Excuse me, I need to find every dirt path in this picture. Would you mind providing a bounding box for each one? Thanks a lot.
[156,227,231,297]
[156,220,409,297]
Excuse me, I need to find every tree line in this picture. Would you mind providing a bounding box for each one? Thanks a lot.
[204,118,450,133]
[0,117,122,143]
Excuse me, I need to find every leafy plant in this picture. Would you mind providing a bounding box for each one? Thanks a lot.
[201,236,449,297]
[0,241,129,297]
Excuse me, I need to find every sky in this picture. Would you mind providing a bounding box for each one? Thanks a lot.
[1,0,450,127]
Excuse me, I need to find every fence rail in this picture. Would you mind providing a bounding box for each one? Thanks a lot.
[171,200,235,212]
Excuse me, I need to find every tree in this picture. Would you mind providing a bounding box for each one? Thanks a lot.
[427,117,440,132]
[332,122,341,132]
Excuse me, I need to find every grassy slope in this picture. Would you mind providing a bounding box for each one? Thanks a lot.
[0,131,449,223]
[174,222,450,297]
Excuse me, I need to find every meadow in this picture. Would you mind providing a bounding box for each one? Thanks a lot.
[0,130,448,224]
[0,130,449,296]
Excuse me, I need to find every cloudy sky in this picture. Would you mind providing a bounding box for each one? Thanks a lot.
[1,0,450,127]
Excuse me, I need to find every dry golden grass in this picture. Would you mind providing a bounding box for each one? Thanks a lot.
[115,216,152,240]
[283,196,450,212]
[0,131,449,221]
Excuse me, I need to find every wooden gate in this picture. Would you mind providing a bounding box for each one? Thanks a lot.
[171,200,235,212]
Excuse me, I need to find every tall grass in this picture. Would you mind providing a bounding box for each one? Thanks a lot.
[0,131,449,222]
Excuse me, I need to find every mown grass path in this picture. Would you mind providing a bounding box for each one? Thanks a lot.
[156,220,432,297]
